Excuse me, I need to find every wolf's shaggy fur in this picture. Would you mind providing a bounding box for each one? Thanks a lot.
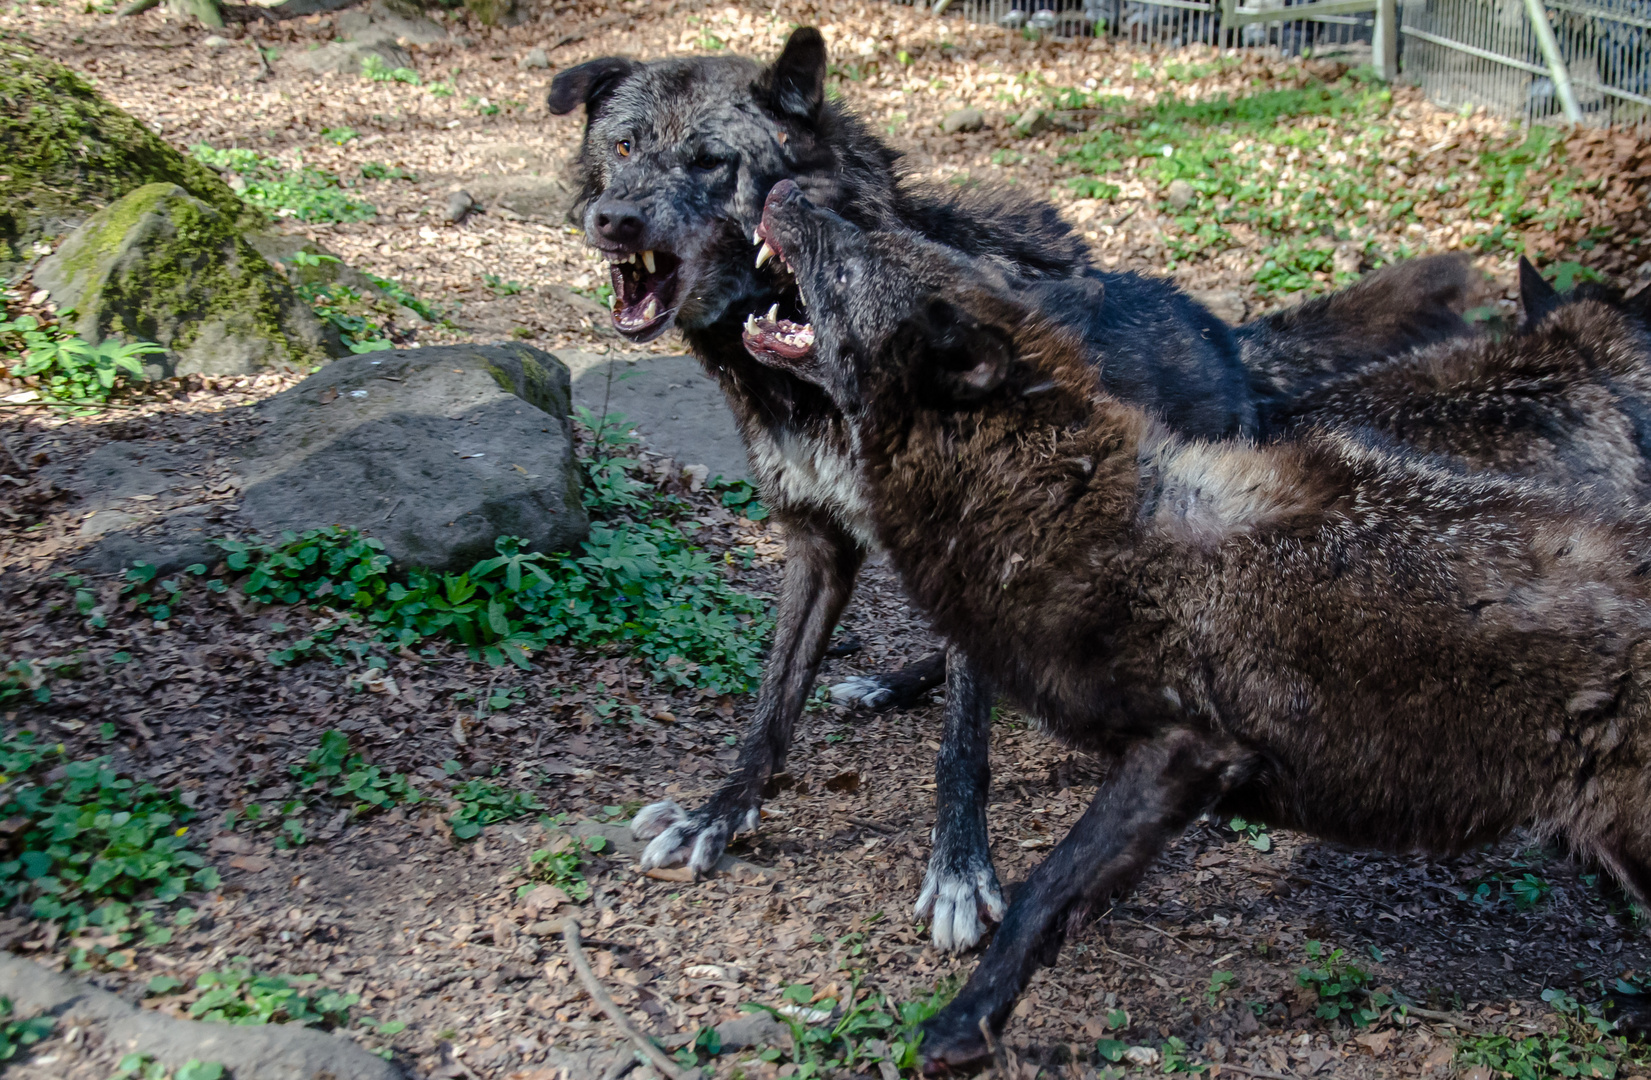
[754,188,1651,1069]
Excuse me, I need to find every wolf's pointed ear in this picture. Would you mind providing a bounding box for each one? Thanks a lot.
[925,298,1014,399]
[1518,256,1562,328]
[768,27,828,123]
[548,57,639,118]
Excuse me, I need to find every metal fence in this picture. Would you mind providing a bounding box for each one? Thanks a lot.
[909,0,1650,128]
[1402,0,1651,125]
[919,0,1388,64]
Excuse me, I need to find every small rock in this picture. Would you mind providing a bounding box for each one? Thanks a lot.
[201,34,232,48]
[1188,288,1246,325]
[1333,243,1363,278]
[447,189,478,224]
[1013,108,1053,136]
[998,8,1026,27]
[1166,179,1195,211]
[940,107,984,134]
[520,47,550,70]
[715,1011,793,1052]
[288,39,413,77]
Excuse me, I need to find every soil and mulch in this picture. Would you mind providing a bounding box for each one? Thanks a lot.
[4,1,1651,1079]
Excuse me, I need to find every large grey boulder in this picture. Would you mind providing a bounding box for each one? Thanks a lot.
[0,952,401,1080]
[288,38,414,76]
[335,0,447,44]
[34,183,336,377]
[239,343,587,570]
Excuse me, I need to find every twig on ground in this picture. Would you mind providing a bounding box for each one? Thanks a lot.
[1400,1003,1476,1027]
[601,1050,641,1080]
[548,14,624,50]
[563,920,700,1080]
[979,1015,1009,1078]
[0,434,27,474]
[1215,1062,1298,1080]
[249,33,272,78]
[846,815,895,833]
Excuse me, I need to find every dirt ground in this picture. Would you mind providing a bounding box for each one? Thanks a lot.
[5,1,1651,1078]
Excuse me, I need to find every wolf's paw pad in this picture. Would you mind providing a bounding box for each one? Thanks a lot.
[630,800,686,841]
[639,813,736,876]
[915,861,1005,953]
[828,676,895,710]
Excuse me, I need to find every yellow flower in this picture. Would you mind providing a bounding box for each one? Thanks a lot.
[175,827,188,837]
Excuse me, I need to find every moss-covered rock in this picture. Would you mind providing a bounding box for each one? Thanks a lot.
[0,33,258,271]
[34,183,337,376]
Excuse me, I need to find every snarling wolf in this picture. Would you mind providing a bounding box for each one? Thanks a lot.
[749,183,1651,1070]
[551,27,1477,954]
[549,28,1251,918]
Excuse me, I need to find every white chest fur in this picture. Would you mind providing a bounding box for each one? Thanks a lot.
[745,424,878,548]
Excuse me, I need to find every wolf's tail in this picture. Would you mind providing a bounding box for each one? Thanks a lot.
[1236,254,1476,435]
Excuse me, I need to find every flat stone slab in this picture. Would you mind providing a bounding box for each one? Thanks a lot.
[562,351,749,483]
[0,952,402,1080]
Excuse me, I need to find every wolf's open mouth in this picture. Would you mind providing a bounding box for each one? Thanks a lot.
[607,248,683,338]
[741,198,816,365]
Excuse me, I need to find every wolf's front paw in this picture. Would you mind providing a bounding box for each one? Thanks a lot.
[828,675,896,710]
[630,799,759,877]
[915,848,1005,952]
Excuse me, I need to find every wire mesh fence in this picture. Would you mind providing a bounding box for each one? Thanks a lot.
[892,0,1651,128]
[891,0,1377,58]
[1401,0,1651,126]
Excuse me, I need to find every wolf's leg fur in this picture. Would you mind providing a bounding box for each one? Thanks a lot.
[919,729,1256,1072]
[915,645,1003,952]
[827,650,947,710]
[633,513,863,876]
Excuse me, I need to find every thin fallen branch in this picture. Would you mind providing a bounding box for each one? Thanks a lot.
[248,33,273,78]
[846,815,895,833]
[1215,1062,1299,1080]
[563,920,699,1080]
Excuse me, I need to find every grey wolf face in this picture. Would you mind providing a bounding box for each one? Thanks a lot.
[745,178,1006,411]
[548,29,847,344]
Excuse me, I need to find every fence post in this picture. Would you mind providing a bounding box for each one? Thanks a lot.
[1521,0,1583,123]
[1372,0,1398,80]
[1220,0,1237,48]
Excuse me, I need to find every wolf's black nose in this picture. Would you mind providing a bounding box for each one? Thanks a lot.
[593,198,645,246]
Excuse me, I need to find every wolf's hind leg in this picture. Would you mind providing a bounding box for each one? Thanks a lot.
[633,513,862,876]
[915,646,1002,952]
[828,650,946,710]
[919,729,1257,1073]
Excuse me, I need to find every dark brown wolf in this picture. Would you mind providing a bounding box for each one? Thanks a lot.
[551,27,1474,955]
[749,182,1651,1070]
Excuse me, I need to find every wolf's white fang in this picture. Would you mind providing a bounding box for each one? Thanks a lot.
[642,249,657,274]
[755,242,776,268]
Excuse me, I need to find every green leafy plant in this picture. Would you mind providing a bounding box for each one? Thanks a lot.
[112,1053,225,1080]
[1297,941,1387,1028]
[448,778,541,840]
[1207,970,1238,1006]
[2,315,162,407]
[319,126,358,145]
[361,53,420,85]
[1454,988,1648,1078]
[570,281,615,310]
[0,730,219,931]
[1226,815,1272,852]
[722,978,956,1077]
[483,273,524,296]
[360,162,415,181]
[290,730,420,816]
[516,831,607,901]
[191,145,375,224]
[296,282,394,353]
[0,997,52,1061]
[427,80,455,97]
[0,658,50,705]
[159,958,359,1027]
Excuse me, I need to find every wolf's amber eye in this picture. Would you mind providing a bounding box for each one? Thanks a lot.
[615,140,631,158]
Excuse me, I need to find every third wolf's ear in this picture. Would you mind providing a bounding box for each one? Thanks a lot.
[548,57,639,119]
[765,27,828,123]
[923,299,1015,399]
[1518,256,1562,328]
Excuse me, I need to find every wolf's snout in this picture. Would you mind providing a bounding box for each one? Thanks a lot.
[592,197,646,247]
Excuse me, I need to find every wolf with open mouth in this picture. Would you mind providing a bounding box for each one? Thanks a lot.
[550,27,1477,953]
[747,173,1651,1074]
